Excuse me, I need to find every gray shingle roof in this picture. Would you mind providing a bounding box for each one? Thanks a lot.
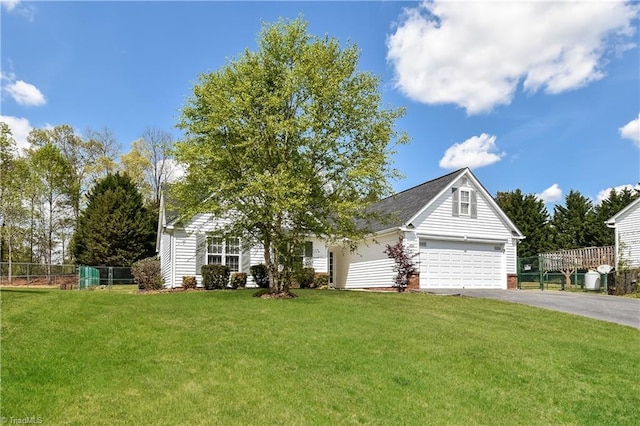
[364,168,466,232]
[160,184,181,225]
[161,169,467,233]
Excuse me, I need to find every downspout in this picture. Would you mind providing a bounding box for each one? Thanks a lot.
[170,232,176,289]
[605,220,617,268]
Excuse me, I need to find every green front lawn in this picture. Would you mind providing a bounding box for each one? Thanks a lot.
[1,288,638,424]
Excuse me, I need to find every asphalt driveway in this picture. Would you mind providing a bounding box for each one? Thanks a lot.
[426,289,640,329]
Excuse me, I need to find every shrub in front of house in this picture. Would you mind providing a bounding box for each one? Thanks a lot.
[313,272,330,289]
[132,257,164,290]
[182,276,197,290]
[295,267,315,288]
[610,268,639,295]
[201,264,230,290]
[230,272,247,289]
[250,264,270,289]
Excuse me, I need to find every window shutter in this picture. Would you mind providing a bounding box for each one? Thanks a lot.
[470,191,477,218]
[451,188,459,217]
[305,241,313,258]
[196,234,206,275]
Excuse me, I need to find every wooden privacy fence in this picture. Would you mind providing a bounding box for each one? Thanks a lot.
[539,246,615,272]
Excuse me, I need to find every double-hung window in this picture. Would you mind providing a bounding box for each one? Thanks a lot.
[207,236,240,272]
[452,187,477,218]
[459,189,471,216]
[291,241,314,268]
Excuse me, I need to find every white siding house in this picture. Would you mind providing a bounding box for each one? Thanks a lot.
[330,168,524,289]
[157,168,524,289]
[606,197,640,269]
[156,195,328,287]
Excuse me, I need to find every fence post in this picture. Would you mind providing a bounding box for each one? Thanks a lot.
[538,255,544,290]
[108,267,113,289]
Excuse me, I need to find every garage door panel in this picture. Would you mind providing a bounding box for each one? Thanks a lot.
[420,239,504,289]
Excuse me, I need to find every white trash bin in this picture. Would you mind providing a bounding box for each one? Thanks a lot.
[584,270,601,291]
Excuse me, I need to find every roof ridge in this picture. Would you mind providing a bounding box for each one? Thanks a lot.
[380,167,466,201]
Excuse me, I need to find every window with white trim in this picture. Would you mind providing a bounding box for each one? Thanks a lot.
[460,189,471,216]
[207,236,240,272]
[452,187,477,218]
[292,241,314,268]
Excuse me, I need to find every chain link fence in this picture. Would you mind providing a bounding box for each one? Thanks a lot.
[1,263,134,289]
[0,262,76,286]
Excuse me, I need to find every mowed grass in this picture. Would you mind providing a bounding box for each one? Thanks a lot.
[1,288,639,425]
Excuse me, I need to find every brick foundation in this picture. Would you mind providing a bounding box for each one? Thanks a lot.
[408,273,420,290]
[507,274,518,290]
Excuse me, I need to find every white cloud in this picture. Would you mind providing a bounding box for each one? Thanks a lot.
[387,1,638,114]
[596,184,640,204]
[162,159,186,183]
[619,114,640,147]
[0,115,33,153]
[5,80,46,106]
[1,0,20,12]
[439,133,504,169]
[1,72,46,106]
[1,0,35,20]
[536,184,563,204]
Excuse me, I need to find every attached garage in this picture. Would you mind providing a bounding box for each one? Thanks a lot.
[419,239,506,289]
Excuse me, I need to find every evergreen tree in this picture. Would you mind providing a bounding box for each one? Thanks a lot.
[592,187,639,246]
[71,173,155,266]
[551,190,598,249]
[495,189,553,257]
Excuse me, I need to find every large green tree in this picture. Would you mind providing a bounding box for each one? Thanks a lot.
[120,138,153,200]
[592,187,639,246]
[71,173,155,266]
[174,18,407,294]
[495,189,553,257]
[551,190,598,250]
[84,126,121,179]
[28,124,118,227]
[0,123,28,280]
[120,127,176,206]
[139,126,175,205]
[24,143,71,280]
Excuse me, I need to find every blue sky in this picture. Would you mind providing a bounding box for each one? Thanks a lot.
[2,0,639,207]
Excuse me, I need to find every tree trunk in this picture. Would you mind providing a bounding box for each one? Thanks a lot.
[561,269,574,289]
[263,238,280,293]
[7,234,12,284]
[47,193,53,284]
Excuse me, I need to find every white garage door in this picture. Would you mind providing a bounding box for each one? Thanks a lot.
[419,240,504,289]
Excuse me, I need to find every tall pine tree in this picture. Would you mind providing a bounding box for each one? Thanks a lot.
[551,190,598,250]
[495,189,553,257]
[592,188,639,246]
[71,173,155,266]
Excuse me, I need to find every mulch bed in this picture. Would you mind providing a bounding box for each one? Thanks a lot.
[256,290,298,299]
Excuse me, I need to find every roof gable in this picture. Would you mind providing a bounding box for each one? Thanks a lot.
[607,196,640,226]
[366,168,524,238]
[364,169,466,232]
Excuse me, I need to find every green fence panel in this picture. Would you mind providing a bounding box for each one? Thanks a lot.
[78,266,100,290]
[517,256,543,289]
